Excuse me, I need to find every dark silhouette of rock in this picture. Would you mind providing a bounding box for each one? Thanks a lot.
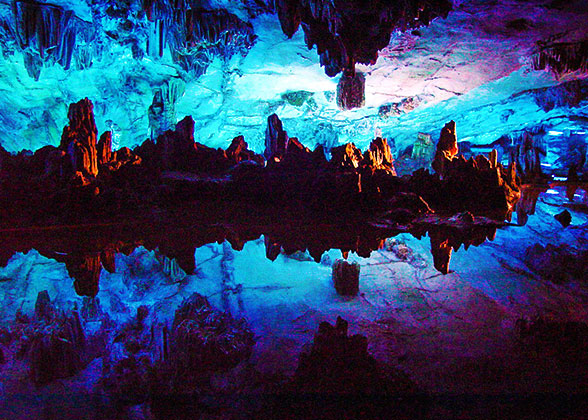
[63,253,102,297]
[294,317,382,394]
[169,293,254,373]
[524,243,588,283]
[265,236,282,261]
[265,113,289,162]
[337,70,365,110]
[332,259,360,296]
[59,98,99,177]
[282,136,312,167]
[555,210,572,227]
[226,135,263,166]
[157,116,197,171]
[34,290,54,321]
[272,0,451,79]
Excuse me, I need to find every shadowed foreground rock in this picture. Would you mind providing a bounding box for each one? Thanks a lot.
[524,243,588,283]
[269,316,424,420]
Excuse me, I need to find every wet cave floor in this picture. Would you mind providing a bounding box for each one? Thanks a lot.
[0,183,587,419]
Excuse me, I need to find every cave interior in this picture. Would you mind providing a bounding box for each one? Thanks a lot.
[0,0,587,418]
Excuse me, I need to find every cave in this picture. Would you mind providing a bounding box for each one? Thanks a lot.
[0,0,587,419]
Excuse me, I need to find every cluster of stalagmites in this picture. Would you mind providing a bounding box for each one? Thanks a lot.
[101,292,255,408]
[0,291,97,385]
[0,98,521,228]
[413,120,520,219]
[0,289,417,417]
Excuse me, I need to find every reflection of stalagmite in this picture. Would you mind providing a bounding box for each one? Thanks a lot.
[68,253,101,297]
[429,231,452,274]
[332,259,360,296]
[516,185,546,226]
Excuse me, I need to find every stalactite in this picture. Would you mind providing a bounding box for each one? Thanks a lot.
[5,1,96,78]
[143,2,256,75]
[271,0,452,77]
[532,40,588,79]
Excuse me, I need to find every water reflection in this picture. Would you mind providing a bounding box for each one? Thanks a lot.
[0,211,504,296]
[2,181,585,296]
[516,182,588,226]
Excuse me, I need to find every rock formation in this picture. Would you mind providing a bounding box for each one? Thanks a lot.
[97,131,113,166]
[432,120,459,177]
[332,259,360,296]
[265,113,290,162]
[271,0,451,78]
[337,71,365,110]
[363,137,397,175]
[555,209,572,227]
[524,243,588,283]
[60,98,99,178]
[15,291,89,385]
[293,317,387,394]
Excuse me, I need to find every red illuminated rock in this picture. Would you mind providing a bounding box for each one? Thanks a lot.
[330,143,363,170]
[97,131,113,165]
[59,98,99,178]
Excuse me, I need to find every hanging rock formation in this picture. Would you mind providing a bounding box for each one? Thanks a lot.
[271,0,452,78]
[337,71,365,110]
[7,1,95,79]
[532,39,588,79]
[143,3,256,75]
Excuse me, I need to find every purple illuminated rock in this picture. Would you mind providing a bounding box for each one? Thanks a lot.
[337,71,365,110]
[265,113,289,162]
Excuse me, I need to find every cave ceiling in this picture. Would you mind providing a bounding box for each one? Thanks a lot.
[0,0,586,155]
